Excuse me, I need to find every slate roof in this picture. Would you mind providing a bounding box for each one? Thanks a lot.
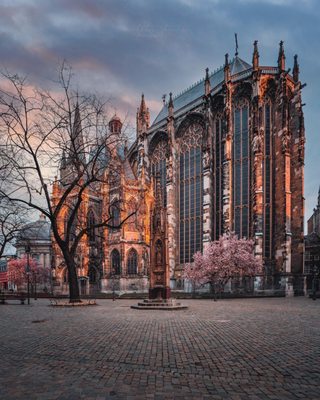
[123,159,136,180]
[151,56,252,128]
[19,219,51,242]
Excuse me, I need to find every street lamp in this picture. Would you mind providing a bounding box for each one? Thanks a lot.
[25,243,31,305]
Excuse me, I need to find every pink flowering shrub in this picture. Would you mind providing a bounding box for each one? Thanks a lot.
[184,232,263,297]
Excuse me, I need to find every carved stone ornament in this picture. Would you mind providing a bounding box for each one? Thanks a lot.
[282,130,291,153]
[252,129,263,154]
[177,122,204,153]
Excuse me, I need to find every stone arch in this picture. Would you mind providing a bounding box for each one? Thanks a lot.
[127,248,138,275]
[148,131,168,156]
[110,248,121,275]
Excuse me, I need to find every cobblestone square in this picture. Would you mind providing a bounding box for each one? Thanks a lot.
[0,298,319,400]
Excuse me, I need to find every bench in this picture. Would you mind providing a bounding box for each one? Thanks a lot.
[0,294,26,305]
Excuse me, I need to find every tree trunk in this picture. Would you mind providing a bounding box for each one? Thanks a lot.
[63,250,81,303]
[210,282,217,302]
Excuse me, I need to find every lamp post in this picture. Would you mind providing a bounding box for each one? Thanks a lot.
[25,243,31,305]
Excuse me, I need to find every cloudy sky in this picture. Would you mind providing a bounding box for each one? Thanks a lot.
[0,0,319,227]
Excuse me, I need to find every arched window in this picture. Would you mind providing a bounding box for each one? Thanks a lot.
[87,210,95,242]
[111,249,121,275]
[89,267,97,283]
[127,198,137,231]
[233,100,249,238]
[214,114,224,240]
[127,249,138,275]
[110,201,120,229]
[178,120,203,264]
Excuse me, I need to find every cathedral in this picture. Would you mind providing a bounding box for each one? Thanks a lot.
[52,41,305,295]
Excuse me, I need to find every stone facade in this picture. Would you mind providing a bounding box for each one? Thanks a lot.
[52,41,305,294]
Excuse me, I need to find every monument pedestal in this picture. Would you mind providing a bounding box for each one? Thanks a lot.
[131,298,188,310]
[149,286,171,300]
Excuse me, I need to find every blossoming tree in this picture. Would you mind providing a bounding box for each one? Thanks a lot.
[7,257,50,292]
[184,232,263,300]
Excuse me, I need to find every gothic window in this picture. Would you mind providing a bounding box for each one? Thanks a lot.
[89,267,97,283]
[63,268,68,283]
[127,198,137,231]
[233,100,249,238]
[87,210,95,243]
[150,140,167,207]
[111,249,121,275]
[110,201,120,229]
[178,121,203,264]
[264,103,272,259]
[127,248,138,275]
[214,114,224,239]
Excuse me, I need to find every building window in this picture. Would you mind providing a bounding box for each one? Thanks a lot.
[214,115,224,239]
[87,210,95,243]
[151,140,167,207]
[178,121,203,264]
[111,249,121,275]
[233,102,249,238]
[110,201,120,229]
[264,103,272,259]
[89,267,97,284]
[127,249,138,275]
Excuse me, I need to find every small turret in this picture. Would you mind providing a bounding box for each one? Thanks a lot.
[293,54,299,83]
[109,114,122,135]
[204,67,211,96]
[278,40,285,72]
[252,40,259,71]
[168,92,174,118]
[224,53,230,82]
[136,93,150,136]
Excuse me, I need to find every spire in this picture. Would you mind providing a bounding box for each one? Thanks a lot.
[139,93,147,114]
[204,67,211,96]
[278,40,285,72]
[252,40,259,71]
[136,93,150,136]
[61,149,66,169]
[318,185,320,207]
[293,54,299,83]
[224,53,230,82]
[168,92,174,118]
[234,33,239,57]
[72,101,82,140]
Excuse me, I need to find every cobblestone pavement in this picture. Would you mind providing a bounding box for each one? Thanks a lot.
[0,298,320,400]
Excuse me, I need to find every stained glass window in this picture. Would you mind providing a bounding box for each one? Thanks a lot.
[179,122,203,264]
[214,117,224,240]
[233,103,249,238]
[127,248,138,275]
[111,249,121,275]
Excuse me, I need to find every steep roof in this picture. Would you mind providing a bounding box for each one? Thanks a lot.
[151,56,252,128]
[18,219,51,242]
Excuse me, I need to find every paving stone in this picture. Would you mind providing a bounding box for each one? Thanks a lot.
[0,298,319,399]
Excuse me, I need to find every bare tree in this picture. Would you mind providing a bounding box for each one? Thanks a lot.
[0,64,135,302]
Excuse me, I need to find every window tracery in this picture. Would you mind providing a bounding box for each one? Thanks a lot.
[178,121,203,264]
[127,248,138,275]
[233,99,250,238]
